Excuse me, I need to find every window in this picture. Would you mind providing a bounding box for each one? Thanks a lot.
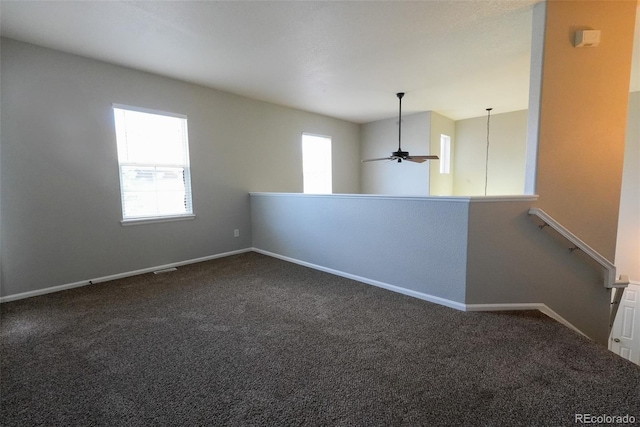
[113,105,194,223]
[440,134,451,174]
[302,133,332,194]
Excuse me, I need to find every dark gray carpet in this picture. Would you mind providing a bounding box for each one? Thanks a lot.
[1,252,639,426]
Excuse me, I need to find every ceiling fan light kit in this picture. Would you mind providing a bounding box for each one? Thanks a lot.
[362,92,439,164]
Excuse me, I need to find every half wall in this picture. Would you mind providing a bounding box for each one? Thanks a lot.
[251,193,612,345]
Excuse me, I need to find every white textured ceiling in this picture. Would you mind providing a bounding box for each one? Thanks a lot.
[1,1,638,123]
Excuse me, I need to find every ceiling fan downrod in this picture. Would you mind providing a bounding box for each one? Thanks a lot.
[397,92,404,152]
[360,91,438,164]
[395,92,408,162]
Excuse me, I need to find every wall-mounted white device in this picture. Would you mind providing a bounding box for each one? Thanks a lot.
[574,30,601,48]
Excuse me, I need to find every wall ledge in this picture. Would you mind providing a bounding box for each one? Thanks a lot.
[250,192,538,203]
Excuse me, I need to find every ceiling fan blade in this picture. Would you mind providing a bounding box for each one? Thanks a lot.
[404,158,427,163]
[361,157,393,163]
[405,155,439,163]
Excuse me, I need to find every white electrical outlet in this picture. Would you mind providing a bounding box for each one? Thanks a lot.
[234,229,240,237]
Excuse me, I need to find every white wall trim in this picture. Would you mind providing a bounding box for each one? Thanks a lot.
[0,248,252,303]
[465,303,589,338]
[254,248,588,338]
[251,248,468,311]
[2,245,588,340]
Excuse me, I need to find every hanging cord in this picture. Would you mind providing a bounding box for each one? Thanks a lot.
[484,108,493,196]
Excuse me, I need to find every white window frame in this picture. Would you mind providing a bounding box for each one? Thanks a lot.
[440,134,451,175]
[113,104,195,225]
[302,133,332,194]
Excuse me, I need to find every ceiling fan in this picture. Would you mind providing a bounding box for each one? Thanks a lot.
[362,92,439,163]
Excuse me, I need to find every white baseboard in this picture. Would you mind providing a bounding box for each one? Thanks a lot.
[465,302,588,338]
[0,248,252,303]
[252,248,467,311]
[1,246,589,340]
[465,302,546,311]
[253,248,587,337]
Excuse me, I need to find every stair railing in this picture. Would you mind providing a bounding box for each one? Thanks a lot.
[528,208,629,330]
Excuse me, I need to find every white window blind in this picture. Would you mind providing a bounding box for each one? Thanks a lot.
[113,105,194,222]
[302,133,332,194]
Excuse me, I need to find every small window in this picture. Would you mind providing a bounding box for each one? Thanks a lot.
[440,134,451,174]
[302,133,332,194]
[113,105,194,223]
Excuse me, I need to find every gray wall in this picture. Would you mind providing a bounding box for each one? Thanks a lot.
[0,38,360,297]
[453,110,528,196]
[251,193,469,304]
[465,200,611,344]
[1,36,632,345]
[429,112,456,196]
[360,112,433,195]
[360,108,528,197]
[251,193,612,344]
